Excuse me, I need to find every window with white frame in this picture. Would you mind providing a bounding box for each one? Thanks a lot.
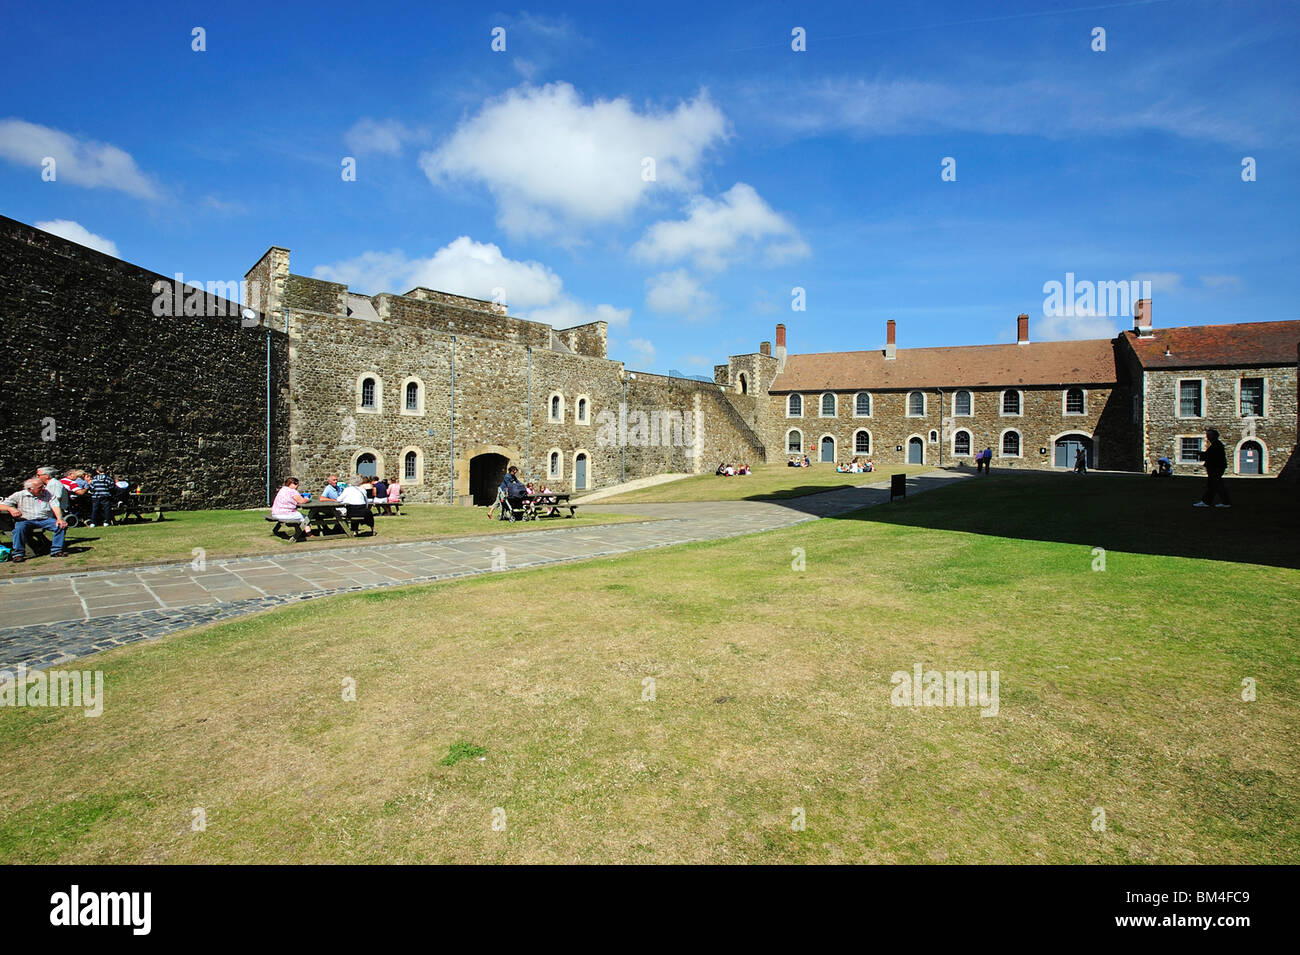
[821,393,837,417]
[954,390,972,416]
[360,376,378,410]
[1240,377,1264,417]
[1064,387,1085,415]
[1178,380,1203,418]
[1001,430,1021,456]
[954,430,971,456]
[1002,390,1021,415]
[854,429,870,454]
[786,429,803,453]
[1179,436,1202,463]
[549,392,564,422]
[576,396,589,424]
[405,381,419,411]
[548,449,561,479]
[855,392,871,416]
[907,391,925,416]
[404,449,419,481]
[787,394,803,417]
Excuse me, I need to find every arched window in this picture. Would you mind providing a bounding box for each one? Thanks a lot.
[356,452,377,477]
[405,381,419,411]
[854,429,871,454]
[787,394,802,417]
[549,392,564,423]
[1064,388,1085,415]
[361,377,377,409]
[855,393,871,417]
[821,393,837,417]
[576,396,589,424]
[404,450,418,481]
[786,429,803,453]
[1002,390,1021,415]
[548,450,562,479]
[954,430,971,456]
[1002,430,1021,456]
[954,390,972,416]
[907,391,925,417]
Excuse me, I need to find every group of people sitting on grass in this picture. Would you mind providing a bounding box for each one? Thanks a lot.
[1,465,139,563]
[787,454,812,467]
[269,472,403,538]
[835,457,874,473]
[714,462,751,476]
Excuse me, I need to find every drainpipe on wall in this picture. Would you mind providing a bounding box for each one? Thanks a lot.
[449,336,456,504]
[526,345,532,479]
[621,376,628,484]
[936,387,944,468]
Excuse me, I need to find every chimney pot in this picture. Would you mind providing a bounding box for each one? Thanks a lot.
[760,341,771,356]
[1135,298,1152,335]
[1017,313,1030,345]
[884,319,897,360]
[775,323,786,347]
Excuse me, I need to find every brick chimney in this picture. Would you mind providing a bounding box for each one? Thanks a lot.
[760,341,771,357]
[1134,298,1153,337]
[885,319,897,360]
[1017,313,1030,345]
[774,323,787,372]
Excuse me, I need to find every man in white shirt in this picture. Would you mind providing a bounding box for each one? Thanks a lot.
[2,476,68,561]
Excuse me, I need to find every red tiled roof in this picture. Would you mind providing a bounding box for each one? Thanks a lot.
[769,339,1119,392]
[1122,321,1300,369]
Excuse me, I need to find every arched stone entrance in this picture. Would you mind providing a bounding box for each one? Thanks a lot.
[453,444,521,505]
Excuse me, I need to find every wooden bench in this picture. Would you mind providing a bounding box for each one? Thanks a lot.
[265,515,308,542]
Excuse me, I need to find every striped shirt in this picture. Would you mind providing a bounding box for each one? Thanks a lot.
[2,487,58,521]
[90,473,114,498]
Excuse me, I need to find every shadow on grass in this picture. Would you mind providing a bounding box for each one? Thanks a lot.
[825,469,1300,570]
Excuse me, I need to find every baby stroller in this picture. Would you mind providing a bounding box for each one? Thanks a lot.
[490,487,530,522]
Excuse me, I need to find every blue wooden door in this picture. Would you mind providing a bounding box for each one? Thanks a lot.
[575,453,588,489]
[820,436,835,462]
[908,437,923,464]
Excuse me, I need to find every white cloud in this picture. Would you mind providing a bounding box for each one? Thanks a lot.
[0,119,159,198]
[312,235,626,328]
[625,337,656,368]
[419,82,727,238]
[344,118,416,156]
[645,269,717,319]
[1200,274,1242,290]
[1133,272,1184,294]
[34,219,119,257]
[1036,309,1123,341]
[633,183,809,272]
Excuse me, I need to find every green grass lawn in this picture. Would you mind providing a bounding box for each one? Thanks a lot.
[0,506,643,578]
[596,461,936,503]
[1,472,1296,863]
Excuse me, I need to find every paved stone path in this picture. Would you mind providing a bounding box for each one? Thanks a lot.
[0,471,967,670]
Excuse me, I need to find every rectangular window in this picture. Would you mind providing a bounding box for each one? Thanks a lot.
[1179,380,1202,418]
[1240,377,1264,417]
[1179,437,1202,463]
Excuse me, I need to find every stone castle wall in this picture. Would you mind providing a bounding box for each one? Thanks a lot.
[0,215,290,508]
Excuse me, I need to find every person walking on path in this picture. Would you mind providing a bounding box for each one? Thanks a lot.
[1194,428,1232,508]
[1074,448,1087,474]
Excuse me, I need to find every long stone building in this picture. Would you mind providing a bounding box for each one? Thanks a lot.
[1,214,1296,508]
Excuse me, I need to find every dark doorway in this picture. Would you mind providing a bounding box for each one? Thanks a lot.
[470,453,508,505]
[908,436,923,464]
[1239,440,1263,474]
[1055,434,1094,469]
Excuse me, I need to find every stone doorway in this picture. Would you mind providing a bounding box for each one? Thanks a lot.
[469,453,508,506]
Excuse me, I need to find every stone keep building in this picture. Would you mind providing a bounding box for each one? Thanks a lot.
[243,246,766,504]
[2,213,1296,509]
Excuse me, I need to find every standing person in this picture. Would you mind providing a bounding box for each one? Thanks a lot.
[498,465,528,520]
[270,477,317,537]
[89,465,114,527]
[1194,428,1232,508]
[1,476,68,562]
[1074,448,1088,474]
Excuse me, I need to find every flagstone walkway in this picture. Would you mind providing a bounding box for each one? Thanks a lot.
[0,471,968,670]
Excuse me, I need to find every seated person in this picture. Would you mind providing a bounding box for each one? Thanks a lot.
[320,474,343,501]
[372,476,389,514]
[802,455,811,467]
[338,476,369,510]
[2,476,69,561]
[270,477,316,538]
[787,455,800,467]
[386,477,402,507]
[716,462,728,476]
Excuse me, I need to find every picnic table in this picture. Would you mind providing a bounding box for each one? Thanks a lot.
[117,492,165,523]
[515,493,579,520]
[299,499,374,537]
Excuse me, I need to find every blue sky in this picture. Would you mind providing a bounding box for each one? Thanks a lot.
[2,0,1297,374]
